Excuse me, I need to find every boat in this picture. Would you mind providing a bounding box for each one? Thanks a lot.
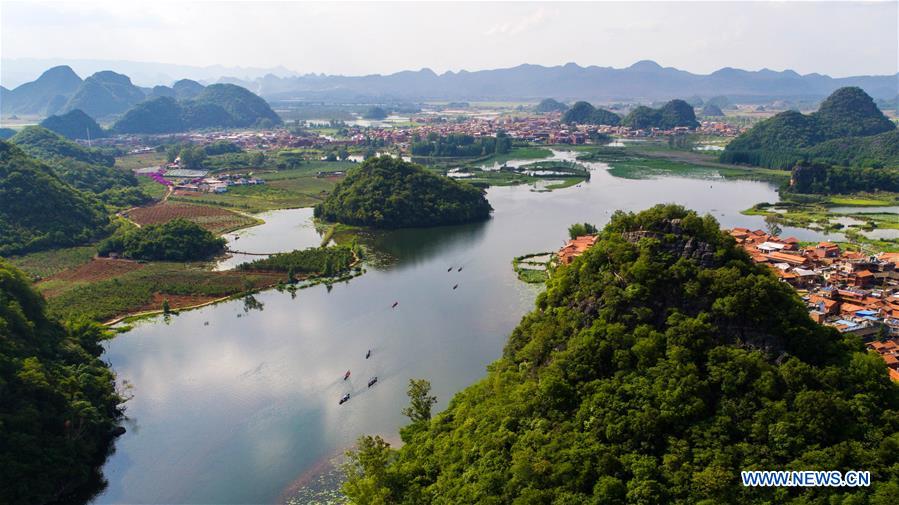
[366,350,371,359]
[392,301,399,308]
[457,266,463,272]
[447,267,453,272]
[368,377,378,388]
[339,393,350,405]
[344,370,351,380]
[453,284,459,290]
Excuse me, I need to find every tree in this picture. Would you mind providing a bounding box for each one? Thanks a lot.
[401,379,437,423]
[179,145,206,169]
[568,222,598,239]
[363,106,388,120]
[341,435,393,504]
[764,214,783,237]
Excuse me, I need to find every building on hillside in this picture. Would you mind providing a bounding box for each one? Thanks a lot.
[557,235,598,265]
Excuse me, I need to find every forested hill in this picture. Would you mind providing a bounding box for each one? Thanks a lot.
[721,87,896,169]
[314,156,492,228]
[621,99,699,129]
[343,205,899,504]
[0,260,123,504]
[40,109,107,140]
[113,83,282,133]
[3,66,280,128]
[10,126,115,166]
[0,140,110,255]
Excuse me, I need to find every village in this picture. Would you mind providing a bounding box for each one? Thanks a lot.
[102,109,744,156]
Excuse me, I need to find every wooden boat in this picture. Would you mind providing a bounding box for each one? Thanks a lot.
[344,370,351,380]
[368,377,378,388]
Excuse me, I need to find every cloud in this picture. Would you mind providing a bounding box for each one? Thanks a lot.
[486,6,556,36]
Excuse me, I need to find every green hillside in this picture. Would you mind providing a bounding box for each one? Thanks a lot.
[722,87,896,169]
[192,83,282,127]
[622,99,700,129]
[535,98,568,113]
[113,83,281,133]
[62,71,146,118]
[10,126,114,167]
[40,109,107,140]
[562,101,621,125]
[113,96,185,134]
[314,156,492,228]
[0,141,110,255]
[0,65,82,116]
[0,259,122,504]
[343,205,899,504]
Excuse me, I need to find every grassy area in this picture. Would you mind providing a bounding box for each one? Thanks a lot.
[40,261,284,322]
[6,245,96,279]
[512,252,553,284]
[168,164,354,212]
[488,146,553,164]
[826,194,899,206]
[743,199,899,251]
[580,147,789,185]
[136,176,170,201]
[544,178,583,190]
[115,151,167,171]
[170,176,337,212]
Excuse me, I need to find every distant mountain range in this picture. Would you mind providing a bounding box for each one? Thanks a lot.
[234,61,898,102]
[1,66,282,133]
[0,58,298,89]
[2,61,896,119]
[1,66,153,117]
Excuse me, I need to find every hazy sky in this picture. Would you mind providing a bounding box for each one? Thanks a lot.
[2,0,897,78]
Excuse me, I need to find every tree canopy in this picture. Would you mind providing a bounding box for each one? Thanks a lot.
[10,126,114,166]
[314,156,492,228]
[98,218,226,261]
[0,141,110,255]
[342,205,899,505]
[0,259,123,504]
[363,106,389,120]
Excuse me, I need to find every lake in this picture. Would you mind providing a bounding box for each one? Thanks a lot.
[93,154,834,504]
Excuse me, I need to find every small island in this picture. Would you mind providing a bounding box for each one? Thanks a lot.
[313,155,492,228]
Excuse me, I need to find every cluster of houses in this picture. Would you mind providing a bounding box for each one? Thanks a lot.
[729,227,899,380]
[134,165,264,194]
[172,173,265,194]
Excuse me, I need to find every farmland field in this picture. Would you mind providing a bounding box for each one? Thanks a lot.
[40,261,284,322]
[6,245,97,279]
[124,202,260,233]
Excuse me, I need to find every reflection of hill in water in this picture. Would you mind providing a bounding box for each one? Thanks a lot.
[356,219,490,270]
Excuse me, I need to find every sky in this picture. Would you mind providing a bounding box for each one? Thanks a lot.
[1,0,897,85]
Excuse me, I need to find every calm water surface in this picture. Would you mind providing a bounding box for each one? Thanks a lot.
[95,155,838,504]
